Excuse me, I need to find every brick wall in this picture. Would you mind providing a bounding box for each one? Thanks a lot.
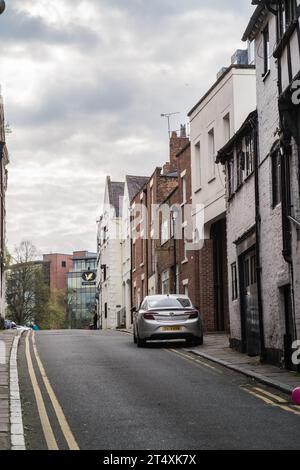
[43,254,73,291]
[198,240,215,331]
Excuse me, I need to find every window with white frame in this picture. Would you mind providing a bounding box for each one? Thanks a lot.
[195,142,201,190]
[184,284,189,298]
[227,156,234,197]
[182,227,188,261]
[208,128,216,179]
[272,148,282,208]
[245,133,254,177]
[141,236,144,265]
[161,270,170,295]
[150,184,154,224]
[176,265,180,294]
[132,241,136,270]
[223,113,231,143]
[236,146,244,188]
[263,24,270,76]
[182,176,187,204]
[231,263,238,301]
[161,217,169,245]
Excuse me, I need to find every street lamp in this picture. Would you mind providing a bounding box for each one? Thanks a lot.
[0,1,5,15]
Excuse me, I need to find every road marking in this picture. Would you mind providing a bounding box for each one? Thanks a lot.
[253,387,288,404]
[166,348,221,374]
[25,332,58,450]
[243,387,300,417]
[31,332,80,451]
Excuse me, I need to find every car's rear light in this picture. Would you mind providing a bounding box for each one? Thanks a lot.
[189,310,199,319]
[143,312,156,320]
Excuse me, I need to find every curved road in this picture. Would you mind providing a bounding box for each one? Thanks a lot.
[17,330,300,450]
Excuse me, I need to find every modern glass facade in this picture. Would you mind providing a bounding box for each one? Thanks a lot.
[67,252,97,329]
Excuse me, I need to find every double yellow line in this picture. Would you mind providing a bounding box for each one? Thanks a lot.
[25,331,80,450]
[166,348,223,375]
[243,386,300,417]
[167,347,300,418]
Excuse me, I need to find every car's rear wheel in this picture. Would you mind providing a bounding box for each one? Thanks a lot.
[186,337,203,347]
[194,336,203,346]
[137,332,147,348]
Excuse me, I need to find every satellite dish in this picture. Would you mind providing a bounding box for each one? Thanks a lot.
[0,1,5,15]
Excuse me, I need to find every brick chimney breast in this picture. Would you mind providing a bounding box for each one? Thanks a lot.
[169,126,189,172]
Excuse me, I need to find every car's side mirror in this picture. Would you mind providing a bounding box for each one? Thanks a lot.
[131,307,137,313]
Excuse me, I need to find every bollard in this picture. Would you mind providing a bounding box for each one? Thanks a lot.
[292,388,300,406]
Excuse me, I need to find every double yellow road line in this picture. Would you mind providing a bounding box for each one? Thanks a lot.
[243,386,300,417]
[167,347,300,418]
[25,331,80,450]
[166,348,223,375]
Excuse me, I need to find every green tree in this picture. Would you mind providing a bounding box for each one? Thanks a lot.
[41,289,68,330]
[5,241,50,326]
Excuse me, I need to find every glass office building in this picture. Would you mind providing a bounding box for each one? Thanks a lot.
[67,252,97,329]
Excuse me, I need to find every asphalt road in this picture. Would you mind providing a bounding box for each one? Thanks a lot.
[18,330,300,450]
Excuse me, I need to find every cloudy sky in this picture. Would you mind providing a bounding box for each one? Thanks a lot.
[1,0,253,255]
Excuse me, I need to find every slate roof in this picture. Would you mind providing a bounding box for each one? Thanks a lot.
[126,175,149,201]
[107,178,125,218]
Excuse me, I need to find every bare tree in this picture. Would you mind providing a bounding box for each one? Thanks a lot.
[5,241,50,326]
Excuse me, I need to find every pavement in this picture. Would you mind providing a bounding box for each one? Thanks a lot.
[18,330,300,450]
[0,329,17,450]
[120,328,300,395]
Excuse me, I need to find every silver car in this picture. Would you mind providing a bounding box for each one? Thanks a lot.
[133,295,203,348]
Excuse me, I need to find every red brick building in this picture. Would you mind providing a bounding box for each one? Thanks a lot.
[131,130,201,316]
[156,142,201,311]
[43,254,73,291]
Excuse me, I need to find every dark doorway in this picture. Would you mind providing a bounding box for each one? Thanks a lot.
[211,219,228,331]
[239,248,261,356]
[283,285,297,371]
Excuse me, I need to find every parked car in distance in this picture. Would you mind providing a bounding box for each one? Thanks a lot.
[4,320,17,330]
[133,294,203,348]
[16,325,31,331]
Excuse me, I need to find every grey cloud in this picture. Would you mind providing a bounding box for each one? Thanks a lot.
[0,2,99,47]
[3,0,255,254]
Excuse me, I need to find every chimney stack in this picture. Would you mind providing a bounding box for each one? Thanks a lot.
[163,125,189,175]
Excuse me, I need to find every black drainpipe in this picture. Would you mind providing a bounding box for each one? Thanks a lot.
[254,123,266,361]
[280,123,298,352]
